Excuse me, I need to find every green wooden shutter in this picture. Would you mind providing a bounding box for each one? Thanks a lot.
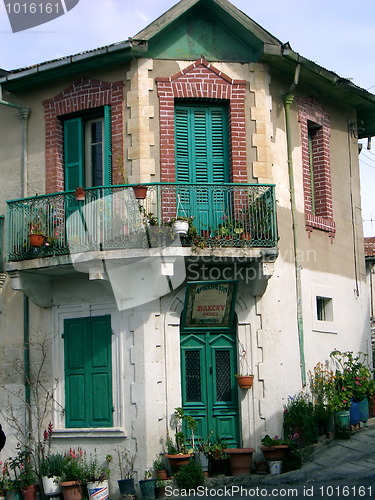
[103,105,112,186]
[64,315,113,428]
[64,118,84,190]
[175,108,190,183]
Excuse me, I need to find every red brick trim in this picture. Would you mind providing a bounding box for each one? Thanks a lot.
[156,59,247,183]
[43,78,124,193]
[298,97,335,237]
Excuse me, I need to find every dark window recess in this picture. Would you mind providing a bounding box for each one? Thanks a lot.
[215,350,231,402]
[185,350,202,402]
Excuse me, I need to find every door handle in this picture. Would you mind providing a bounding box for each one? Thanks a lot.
[210,365,213,375]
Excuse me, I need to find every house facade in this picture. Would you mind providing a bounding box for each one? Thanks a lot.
[0,0,374,487]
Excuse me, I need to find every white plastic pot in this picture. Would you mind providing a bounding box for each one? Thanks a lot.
[172,220,189,235]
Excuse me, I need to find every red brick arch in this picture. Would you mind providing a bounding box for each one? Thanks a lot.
[156,59,247,183]
[43,78,124,193]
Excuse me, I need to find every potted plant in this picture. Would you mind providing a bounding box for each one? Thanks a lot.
[174,460,204,491]
[132,185,148,199]
[41,454,67,496]
[165,408,196,471]
[5,446,38,500]
[40,423,66,496]
[260,435,289,462]
[235,348,254,389]
[60,448,87,500]
[85,453,111,500]
[169,217,193,236]
[199,433,228,476]
[116,448,136,497]
[153,457,167,480]
[138,470,156,500]
[223,447,255,476]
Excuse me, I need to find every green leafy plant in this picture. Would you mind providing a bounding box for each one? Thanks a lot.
[40,453,67,478]
[84,452,112,483]
[283,392,317,446]
[6,445,37,489]
[152,457,166,471]
[174,460,204,490]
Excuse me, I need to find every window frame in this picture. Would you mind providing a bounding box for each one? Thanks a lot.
[63,105,112,191]
[52,303,126,437]
[298,98,335,237]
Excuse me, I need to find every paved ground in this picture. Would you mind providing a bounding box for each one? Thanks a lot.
[202,419,375,488]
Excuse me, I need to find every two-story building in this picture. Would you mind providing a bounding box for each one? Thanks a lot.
[0,0,374,485]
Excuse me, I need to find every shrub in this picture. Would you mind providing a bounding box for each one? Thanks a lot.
[174,460,204,490]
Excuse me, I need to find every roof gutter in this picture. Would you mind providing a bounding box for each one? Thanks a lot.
[0,38,146,87]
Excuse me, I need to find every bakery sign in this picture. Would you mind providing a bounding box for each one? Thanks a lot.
[181,281,238,331]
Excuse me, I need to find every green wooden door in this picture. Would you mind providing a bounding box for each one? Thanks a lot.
[64,315,113,428]
[175,104,229,232]
[180,330,239,447]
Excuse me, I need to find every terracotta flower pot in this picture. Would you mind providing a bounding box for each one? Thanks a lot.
[21,485,38,500]
[132,185,148,199]
[29,233,45,247]
[260,445,289,462]
[60,481,83,500]
[224,448,255,476]
[236,375,254,389]
[165,453,193,469]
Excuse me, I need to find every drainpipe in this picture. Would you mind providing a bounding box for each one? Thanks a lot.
[282,64,306,386]
[0,86,32,440]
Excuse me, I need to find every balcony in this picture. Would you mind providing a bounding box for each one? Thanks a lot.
[6,183,278,264]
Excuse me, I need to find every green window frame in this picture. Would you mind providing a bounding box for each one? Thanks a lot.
[64,105,112,190]
[64,315,113,428]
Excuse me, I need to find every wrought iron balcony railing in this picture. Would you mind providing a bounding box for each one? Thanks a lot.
[6,183,277,262]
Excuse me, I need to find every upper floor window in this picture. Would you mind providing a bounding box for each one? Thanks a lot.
[64,105,112,191]
[298,98,335,237]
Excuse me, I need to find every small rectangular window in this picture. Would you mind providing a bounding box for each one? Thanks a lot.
[316,296,333,322]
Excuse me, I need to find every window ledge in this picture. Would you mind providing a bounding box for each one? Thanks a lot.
[305,213,336,237]
[52,428,127,439]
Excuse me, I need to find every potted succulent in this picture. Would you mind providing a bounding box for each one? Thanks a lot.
[116,448,136,497]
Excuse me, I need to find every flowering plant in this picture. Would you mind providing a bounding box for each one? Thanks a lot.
[60,448,86,483]
[261,435,289,447]
[330,350,371,404]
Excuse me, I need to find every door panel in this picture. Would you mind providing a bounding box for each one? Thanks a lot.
[181,330,239,447]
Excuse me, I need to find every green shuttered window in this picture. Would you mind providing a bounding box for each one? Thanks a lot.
[64,315,113,428]
[64,105,112,190]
